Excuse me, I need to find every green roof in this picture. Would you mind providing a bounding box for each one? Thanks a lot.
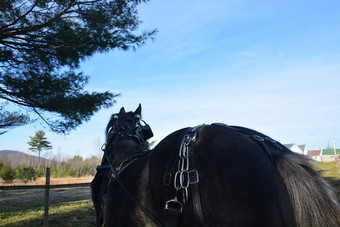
[322,149,340,155]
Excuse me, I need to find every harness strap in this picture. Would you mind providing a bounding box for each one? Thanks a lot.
[164,200,182,227]
[223,125,278,164]
[252,135,275,164]
[190,146,205,227]
[105,153,163,227]
[115,175,162,227]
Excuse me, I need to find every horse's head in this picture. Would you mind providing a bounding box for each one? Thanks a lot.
[102,104,153,165]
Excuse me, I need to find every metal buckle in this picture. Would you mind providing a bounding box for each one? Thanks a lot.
[189,170,199,184]
[253,134,264,142]
[164,198,183,213]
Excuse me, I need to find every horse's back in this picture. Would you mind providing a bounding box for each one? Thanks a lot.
[92,106,340,226]
[150,124,295,226]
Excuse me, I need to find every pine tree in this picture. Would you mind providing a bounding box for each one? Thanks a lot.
[0,162,16,182]
[0,0,156,134]
[28,130,52,166]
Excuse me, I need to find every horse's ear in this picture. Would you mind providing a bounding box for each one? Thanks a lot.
[119,107,126,114]
[134,104,142,115]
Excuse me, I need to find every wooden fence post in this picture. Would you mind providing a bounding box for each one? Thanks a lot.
[44,167,50,227]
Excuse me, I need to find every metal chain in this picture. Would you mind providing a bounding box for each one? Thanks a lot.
[173,132,197,204]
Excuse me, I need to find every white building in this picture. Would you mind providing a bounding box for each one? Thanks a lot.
[307,150,322,162]
[284,143,306,155]
[284,143,322,161]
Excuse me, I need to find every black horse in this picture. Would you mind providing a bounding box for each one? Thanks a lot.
[91,105,340,227]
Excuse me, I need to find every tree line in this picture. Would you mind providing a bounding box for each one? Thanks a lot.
[0,155,100,183]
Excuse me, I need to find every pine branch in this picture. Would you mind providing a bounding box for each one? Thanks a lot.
[32,107,54,130]
[1,1,77,37]
[0,1,39,31]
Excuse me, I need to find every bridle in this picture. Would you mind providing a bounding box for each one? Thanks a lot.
[103,113,153,149]
[98,112,154,176]
[96,113,163,227]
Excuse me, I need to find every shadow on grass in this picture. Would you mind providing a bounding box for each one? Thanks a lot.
[0,187,91,213]
[1,187,96,226]
[1,200,96,227]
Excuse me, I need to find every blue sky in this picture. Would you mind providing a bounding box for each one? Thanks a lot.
[1,0,340,159]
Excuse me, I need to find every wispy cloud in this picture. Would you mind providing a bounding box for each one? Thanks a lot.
[2,0,340,157]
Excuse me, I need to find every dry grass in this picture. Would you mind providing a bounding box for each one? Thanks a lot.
[313,161,340,180]
[0,186,94,226]
[0,199,96,227]
[0,175,93,186]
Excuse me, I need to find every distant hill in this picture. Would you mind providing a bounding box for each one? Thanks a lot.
[0,150,48,168]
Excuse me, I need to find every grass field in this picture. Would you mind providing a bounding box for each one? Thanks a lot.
[314,161,340,180]
[314,161,340,202]
[1,162,339,226]
[0,174,95,227]
[1,199,95,227]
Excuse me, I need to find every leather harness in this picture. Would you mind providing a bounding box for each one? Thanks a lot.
[164,126,205,227]
[96,119,281,227]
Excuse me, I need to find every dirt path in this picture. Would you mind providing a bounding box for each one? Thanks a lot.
[0,186,91,212]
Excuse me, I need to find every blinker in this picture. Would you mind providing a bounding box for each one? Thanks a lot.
[141,123,153,140]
